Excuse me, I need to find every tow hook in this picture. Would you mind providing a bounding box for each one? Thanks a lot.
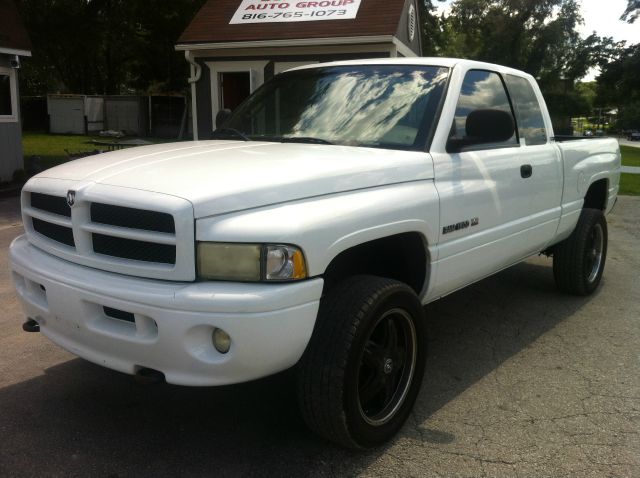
[22,318,40,333]
[134,367,165,385]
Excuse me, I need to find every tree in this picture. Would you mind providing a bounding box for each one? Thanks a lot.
[126,1,208,93]
[418,0,450,55]
[17,0,103,94]
[594,1,640,131]
[576,81,597,111]
[433,0,621,132]
[621,0,639,23]
[437,0,564,70]
[597,43,640,130]
[16,0,206,95]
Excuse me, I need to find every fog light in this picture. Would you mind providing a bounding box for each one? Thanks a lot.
[212,328,231,354]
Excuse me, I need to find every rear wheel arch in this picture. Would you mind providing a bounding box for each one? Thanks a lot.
[583,178,608,211]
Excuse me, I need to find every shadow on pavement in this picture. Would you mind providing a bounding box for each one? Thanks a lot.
[0,258,595,477]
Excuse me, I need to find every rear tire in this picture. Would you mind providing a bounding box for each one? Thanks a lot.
[297,275,427,449]
[553,208,608,295]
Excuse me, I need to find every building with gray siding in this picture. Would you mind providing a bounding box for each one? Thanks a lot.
[0,0,31,183]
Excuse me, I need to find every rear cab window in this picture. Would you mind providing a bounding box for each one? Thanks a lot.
[504,75,548,146]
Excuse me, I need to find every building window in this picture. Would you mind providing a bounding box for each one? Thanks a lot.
[0,67,17,122]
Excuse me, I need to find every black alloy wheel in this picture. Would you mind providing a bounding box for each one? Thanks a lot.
[553,208,608,295]
[298,275,427,449]
[357,307,417,426]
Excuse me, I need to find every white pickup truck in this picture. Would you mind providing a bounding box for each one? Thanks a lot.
[10,58,620,449]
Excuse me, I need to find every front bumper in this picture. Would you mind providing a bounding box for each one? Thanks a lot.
[9,235,323,386]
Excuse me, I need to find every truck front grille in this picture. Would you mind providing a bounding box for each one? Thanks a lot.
[91,203,175,233]
[32,218,75,247]
[23,188,194,281]
[30,192,71,217]
[92,233,176,264]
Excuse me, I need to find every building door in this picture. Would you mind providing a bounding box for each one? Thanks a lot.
[206,61,268,133]
[219,72,251,111]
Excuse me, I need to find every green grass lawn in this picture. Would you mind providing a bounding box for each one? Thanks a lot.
[22,133,176,171]
[620,145,640,167]
[619,174,640,196]
[22,133,108,169]
[619,145,640,196]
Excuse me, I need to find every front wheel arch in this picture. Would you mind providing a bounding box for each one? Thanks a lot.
[321,232,429,297]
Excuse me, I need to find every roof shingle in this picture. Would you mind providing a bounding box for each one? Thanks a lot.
[0,0,32,54]
[179,0,407,45]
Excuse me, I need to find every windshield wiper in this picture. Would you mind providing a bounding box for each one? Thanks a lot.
[212,128,252,141]
[248,134,333,145]
[280,136,333,145]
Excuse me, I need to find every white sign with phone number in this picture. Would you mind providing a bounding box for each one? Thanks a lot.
[230,0,361,24]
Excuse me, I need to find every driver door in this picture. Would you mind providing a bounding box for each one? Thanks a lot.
[429,69,539,298]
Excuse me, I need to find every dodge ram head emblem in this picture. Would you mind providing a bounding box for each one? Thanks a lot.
[66,190,76,207]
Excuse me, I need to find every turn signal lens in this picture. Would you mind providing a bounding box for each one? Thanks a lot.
[265,245,307,280]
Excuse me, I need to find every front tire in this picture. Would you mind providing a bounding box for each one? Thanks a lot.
[297,276,427,449]
[553,208,608,295]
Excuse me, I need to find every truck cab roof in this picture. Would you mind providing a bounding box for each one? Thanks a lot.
[287,57,536,80]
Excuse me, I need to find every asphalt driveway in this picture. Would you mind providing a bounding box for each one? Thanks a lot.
[0,195,638,478]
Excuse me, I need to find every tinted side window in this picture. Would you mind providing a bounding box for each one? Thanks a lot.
[505,75,547,145]
[450,70,517,149]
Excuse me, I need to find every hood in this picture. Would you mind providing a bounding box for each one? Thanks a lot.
[37,140,434,218]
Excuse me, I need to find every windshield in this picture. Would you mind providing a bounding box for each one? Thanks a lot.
[218,65,450,151]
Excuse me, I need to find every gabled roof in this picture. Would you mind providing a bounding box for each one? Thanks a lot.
[0,0,32,55]
[178,0,408,45]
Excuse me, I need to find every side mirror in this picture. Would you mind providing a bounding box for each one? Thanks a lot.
[215,108,232,129]
[447,109,515,153]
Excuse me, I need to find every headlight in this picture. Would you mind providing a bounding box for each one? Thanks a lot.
[197,243,307,282]
[197,243,262,281]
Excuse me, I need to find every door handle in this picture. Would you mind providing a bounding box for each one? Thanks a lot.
[521,164,533,178]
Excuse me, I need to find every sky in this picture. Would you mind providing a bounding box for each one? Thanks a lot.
[435,0,639,45]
